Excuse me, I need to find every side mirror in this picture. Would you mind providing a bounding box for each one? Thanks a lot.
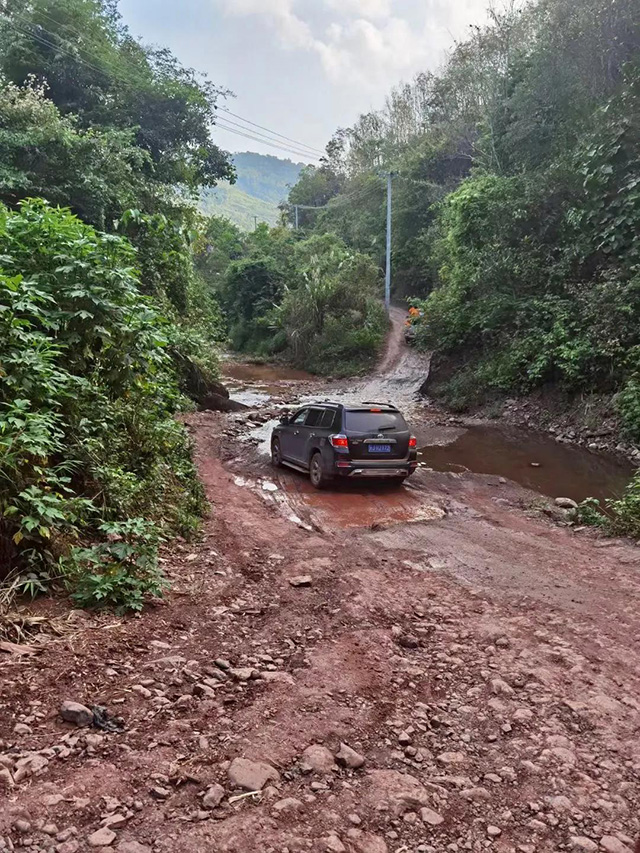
[279,415,290,425]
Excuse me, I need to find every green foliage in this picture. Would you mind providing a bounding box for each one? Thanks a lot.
[0,201,204,596]
[578,472,640,540]
[64,518,167,612]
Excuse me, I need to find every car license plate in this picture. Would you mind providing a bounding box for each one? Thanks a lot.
[368,444,391,453]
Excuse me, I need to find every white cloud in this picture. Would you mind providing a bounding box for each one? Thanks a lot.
[216,0,490,93]
[323,0,392,20]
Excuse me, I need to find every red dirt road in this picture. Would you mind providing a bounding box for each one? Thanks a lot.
[1,342,639,852]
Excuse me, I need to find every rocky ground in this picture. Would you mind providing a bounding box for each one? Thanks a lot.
[1,324,639,853]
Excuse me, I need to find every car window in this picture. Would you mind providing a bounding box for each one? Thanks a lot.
[344,410,407,432]
[305,408,325,428]
[290,409,308,425]
[320,408,339,429]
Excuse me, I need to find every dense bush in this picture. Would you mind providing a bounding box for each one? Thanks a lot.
[0,201,204,605]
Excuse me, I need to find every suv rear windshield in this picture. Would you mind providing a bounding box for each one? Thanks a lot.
[344,410,407,433]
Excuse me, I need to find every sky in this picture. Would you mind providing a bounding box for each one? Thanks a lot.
[118,0,492,164]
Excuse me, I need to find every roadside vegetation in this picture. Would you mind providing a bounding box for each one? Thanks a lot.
[0,0,233,615]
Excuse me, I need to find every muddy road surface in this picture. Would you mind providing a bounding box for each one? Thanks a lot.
[1,319,639,853]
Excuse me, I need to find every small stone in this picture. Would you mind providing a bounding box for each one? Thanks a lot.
[14,820,31,834]
[570,838,598,852]
[513,708,533,722]
[227,757,280,790]
[437,751,466,765]
[116,844,152,853]
[149,786,170,800]
[336,743,365,769]
[490,678,514,697]
[202,784,225,809]
[420,808,444,826]
[288,575,313,587]
[549,795,572,813]
[56,843,80,853]
[461,787,491,802]
[60,701,93,727]
[13,723,32,735]
[487,826,502,838]
[273,797,303,814]
[0,767,13,788]
[87,827,116,847]
[324,835,346,853]
[398,731,412,746]
[131,685,152,699]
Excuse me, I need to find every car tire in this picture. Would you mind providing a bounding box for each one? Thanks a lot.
[309,452,328,490]
[271,438,283,468]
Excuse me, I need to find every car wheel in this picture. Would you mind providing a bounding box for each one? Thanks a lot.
[271,438,283,468]
[309,452,327,489]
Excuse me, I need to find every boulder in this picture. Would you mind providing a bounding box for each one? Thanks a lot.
[60,701,93,727]
[227,758,280,791]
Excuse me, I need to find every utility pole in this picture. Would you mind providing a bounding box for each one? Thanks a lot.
[384,172,393,314]
[253,215,258,231]
[294,205,299,230]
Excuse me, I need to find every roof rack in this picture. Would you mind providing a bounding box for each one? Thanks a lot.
[359,400,398,409]
[314,400,343,407]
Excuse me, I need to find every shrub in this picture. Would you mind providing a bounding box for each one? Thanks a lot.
[0,200,204,599]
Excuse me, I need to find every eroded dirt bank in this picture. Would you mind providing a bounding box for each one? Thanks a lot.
[1,328,639,853]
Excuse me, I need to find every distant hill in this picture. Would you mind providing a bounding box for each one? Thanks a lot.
[200,151,307,231]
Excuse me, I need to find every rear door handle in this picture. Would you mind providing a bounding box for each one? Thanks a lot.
[293,430,300,435]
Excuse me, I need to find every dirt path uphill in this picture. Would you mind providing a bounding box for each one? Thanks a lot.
[1,335,639,853]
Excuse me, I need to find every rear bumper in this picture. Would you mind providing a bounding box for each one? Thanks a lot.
[334,460,418,479]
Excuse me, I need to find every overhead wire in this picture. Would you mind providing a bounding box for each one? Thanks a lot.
[217,106,325,156]
[1,10,325,162]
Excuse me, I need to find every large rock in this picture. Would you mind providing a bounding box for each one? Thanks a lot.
[300,744,337,775]
[60,701,93,727]
[361,770,432,816]
[336,743,365,769]
[227,758,280,791]
[599,838,633,853]
[87,827,116,847]
[200,392,248,413]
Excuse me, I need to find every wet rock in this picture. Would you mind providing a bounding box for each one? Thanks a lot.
[60,701,93,727]
[570,838,598,852]
[301,744,337,775]
[336,742,365,769]
[202,784,225,809]
[600,838,632,853]
[227,757,280,790]
[87,827,116,847]
[555,497,578,509]
[420,807,444,826]
[288,575,313,587]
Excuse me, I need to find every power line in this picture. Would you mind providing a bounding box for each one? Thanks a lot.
[214,115,321,159]
[215,120,318,161]
[1,11,322,164]
[218,106,325,156]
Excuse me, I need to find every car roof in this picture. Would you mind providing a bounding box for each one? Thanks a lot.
[307,401,400,412]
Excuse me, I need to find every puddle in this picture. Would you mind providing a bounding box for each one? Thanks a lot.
[222,361,315,383]
[420,424,634,504]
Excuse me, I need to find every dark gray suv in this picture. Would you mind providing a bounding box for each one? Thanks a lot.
[271,401,418,489]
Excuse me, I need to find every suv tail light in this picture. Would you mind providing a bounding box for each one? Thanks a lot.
[409,436,417,448]
[330,434,349,448]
